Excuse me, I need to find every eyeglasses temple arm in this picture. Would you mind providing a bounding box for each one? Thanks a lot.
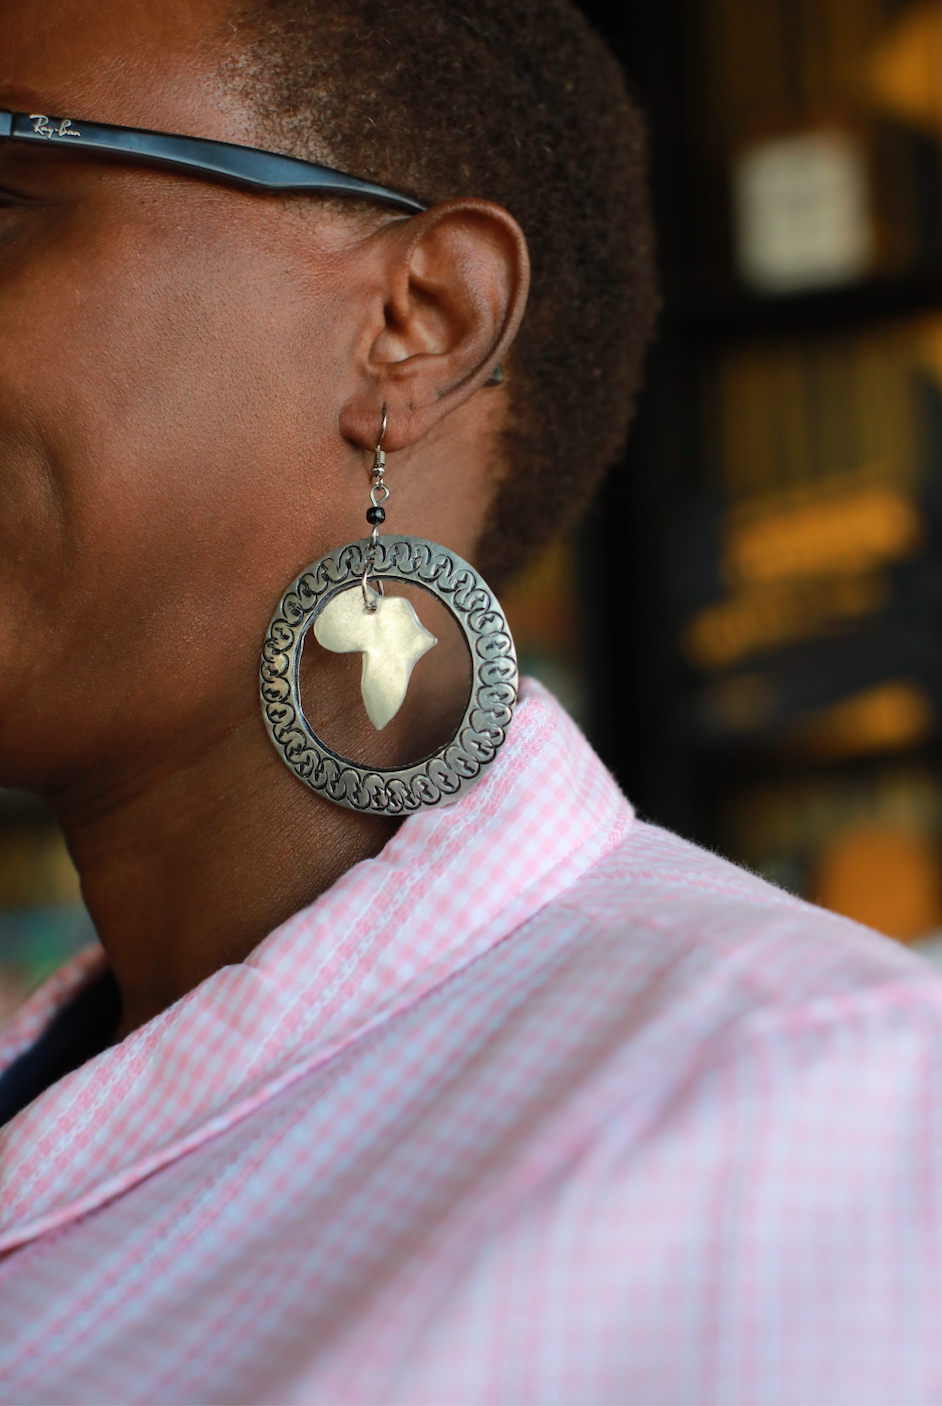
[0,111,426,213]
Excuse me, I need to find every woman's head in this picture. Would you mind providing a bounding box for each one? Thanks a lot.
[0,0,654,804]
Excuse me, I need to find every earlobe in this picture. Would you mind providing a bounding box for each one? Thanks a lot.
[339,198,529,452]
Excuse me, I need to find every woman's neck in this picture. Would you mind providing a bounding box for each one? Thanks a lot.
[53,716,399,1040]
[50,612,474,1038]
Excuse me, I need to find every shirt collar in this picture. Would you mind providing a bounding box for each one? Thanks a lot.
[0,681,631,1251]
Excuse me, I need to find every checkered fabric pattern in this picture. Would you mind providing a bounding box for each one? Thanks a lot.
[0,680,940,1404]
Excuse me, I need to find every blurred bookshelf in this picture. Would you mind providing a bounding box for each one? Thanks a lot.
[554,0,942,955]
[0,793,94,1018]
[503,539,589,725]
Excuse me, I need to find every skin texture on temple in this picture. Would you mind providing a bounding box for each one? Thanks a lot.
[0,0,529,1037]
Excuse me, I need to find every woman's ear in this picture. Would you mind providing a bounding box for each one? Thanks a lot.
[339,198,530,452]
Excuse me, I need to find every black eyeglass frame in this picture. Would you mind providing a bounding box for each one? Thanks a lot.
[0,109,426,214]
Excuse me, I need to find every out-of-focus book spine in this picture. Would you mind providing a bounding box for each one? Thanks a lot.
[697,0,941,293]
[501,539,586,723]
[674,315,942,756]
[0,793,93,1019]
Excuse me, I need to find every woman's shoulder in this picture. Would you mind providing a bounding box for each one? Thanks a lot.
[527,813,942,1026]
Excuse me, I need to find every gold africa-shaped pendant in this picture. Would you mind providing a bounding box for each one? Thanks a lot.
[313,584,438,730]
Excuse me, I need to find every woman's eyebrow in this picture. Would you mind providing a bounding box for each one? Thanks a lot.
[0,177,39,202]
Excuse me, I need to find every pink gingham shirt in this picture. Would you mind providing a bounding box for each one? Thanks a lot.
[0,681,940,1404]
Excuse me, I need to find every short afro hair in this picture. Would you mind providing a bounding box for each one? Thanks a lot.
[230,0,658,586]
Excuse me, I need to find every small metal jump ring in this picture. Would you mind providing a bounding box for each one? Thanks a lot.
[360,534,385,610]
[361,561,377,611]
[360,569,385,609]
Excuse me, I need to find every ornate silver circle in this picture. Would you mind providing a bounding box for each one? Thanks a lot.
[260,536,518,814]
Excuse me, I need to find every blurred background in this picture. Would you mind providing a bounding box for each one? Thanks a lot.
[506,0,942,964]
[5,0,942,1012]
[0,793,93,1019]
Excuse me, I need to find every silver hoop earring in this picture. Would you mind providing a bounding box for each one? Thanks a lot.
[260,409,519,815]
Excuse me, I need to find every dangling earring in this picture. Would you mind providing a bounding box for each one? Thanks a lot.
[260,407,519,815]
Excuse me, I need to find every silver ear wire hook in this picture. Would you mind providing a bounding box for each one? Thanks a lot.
[362,404,389,609]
